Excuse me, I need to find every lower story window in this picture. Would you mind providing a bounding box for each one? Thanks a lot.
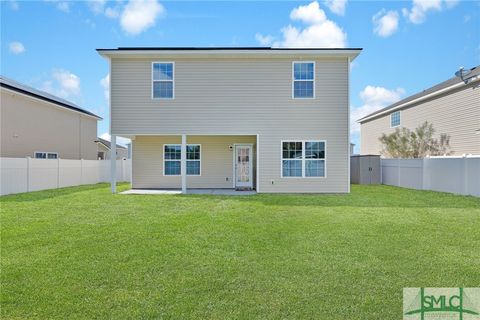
[164,144,201,176]
[282,141,325,177]
[34,152,58,159]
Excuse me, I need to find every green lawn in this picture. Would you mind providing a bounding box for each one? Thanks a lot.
[1,184,479,319]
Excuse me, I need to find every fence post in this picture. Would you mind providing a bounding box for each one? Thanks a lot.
[397,159,401,187]
[80,158,83,185]
[57,158,60,188]
[422,158,427,190]
[463,155,468,195]
[26,156,31,192]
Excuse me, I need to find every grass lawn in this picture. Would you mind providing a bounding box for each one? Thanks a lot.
[1,184,479,319]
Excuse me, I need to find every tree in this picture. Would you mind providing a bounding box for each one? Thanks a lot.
[378,121,451,158]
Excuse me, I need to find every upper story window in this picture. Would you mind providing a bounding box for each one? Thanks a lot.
[153,62,174,99]
[390,111,401,127]
[293,62,315,99]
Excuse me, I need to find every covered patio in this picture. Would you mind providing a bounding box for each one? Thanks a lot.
[110,134,258,193]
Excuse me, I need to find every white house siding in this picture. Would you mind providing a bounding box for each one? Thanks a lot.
[360,83,480,155]
[111,57,349,193]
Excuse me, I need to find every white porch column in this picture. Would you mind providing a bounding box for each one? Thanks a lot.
[181,134,187,193]
[111,134,117,193]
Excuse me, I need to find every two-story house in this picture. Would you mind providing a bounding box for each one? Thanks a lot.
[359,66,480,156]
[1,76,101,160]
[98,47,361,193]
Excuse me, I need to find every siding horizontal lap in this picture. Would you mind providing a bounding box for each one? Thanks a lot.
[112,57,349,193]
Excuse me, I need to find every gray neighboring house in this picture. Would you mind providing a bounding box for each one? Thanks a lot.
[0,76,102,160]
[95,137,128,160]
[359,66,480,156]
[98,47,361,193]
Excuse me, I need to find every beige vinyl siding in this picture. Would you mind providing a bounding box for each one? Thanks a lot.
[111,57,349,193]
[132,135,256,189]
[360,84,480,155]
[1,89,98,159]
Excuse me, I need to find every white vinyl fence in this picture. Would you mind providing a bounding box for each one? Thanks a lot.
[0,158,131,196]
[381,156,480,197]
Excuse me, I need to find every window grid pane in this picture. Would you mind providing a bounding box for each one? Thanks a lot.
[391,111,400,127]
[282,142,303,159]
[282,160,302,177]
[294,81,314,98]
[153,63,173,81]
[187,145,200,160]
[305,141,325,159]
[187,161,200,175]
[164,145,181,160]
[294,63,314,80]
[305,160,325,177]
[153,81,173,99]
[165,161,180,175]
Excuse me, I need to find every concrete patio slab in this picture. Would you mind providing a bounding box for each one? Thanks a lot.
[120,189,256,196]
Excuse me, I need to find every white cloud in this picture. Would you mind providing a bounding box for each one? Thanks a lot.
[373,9,399,37]
[290,1,327,24]
[9,41,25,54]
[120,0,165,36]
[56,1,70,13]
[42,70,81,99]
[350,86,405,134]
[105,6,120,19]
[255,33,274,46]
[100,73,110,101]
[100,133,131,147]
[402,0,457,24]
[444,0,459,8]
[87,0,106,14]
[256,1,347,48]
[324,0,347,16]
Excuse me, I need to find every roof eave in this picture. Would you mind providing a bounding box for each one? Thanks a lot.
[96,48,362,60]
[0,84,102,120]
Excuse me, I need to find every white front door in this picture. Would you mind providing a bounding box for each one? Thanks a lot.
[234,145,253,189]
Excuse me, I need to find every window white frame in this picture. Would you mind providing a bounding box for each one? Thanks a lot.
[390,111,401,128]
[152,61,175,100]
[34,151,58,159]
[280,140,326,178]
[163,144,201,176]
[292,61,315,99]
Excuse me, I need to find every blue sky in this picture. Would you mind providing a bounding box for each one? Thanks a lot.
[2,0,479,150]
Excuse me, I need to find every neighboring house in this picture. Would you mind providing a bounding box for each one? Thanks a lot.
[1,76,101,160]
[95,137,128,160]
[359,66,480,156]
[98,47,361,193]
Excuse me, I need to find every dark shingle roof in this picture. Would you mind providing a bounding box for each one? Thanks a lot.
[95,137,127,150]
[358,65,480,123]
[0,76,102,119]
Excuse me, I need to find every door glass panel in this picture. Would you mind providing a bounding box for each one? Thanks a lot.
[236,147,250,184]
